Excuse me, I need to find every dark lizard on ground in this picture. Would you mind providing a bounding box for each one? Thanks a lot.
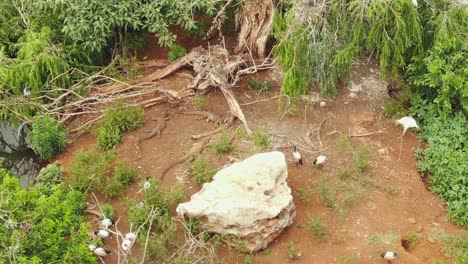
[182,111,223,126]
[159,137,209,180]
[135,112,168,160]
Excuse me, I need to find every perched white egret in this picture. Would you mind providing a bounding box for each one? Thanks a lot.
[319,101,327,108]
[412,0,418,7]
[121,238,133,251]
[380,251,398,263]
[313,154,327,167]
[100,218,114,229]
[94,229,110,239]
[143,177,151,191]
[396,116,419,135]
[292,146,303,166]
[125,232,137,242]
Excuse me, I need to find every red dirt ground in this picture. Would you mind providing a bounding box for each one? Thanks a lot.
[55,43,465,264]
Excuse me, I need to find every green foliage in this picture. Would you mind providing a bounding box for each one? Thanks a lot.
[0,169,94,263]
[190,155,215,184]
[248,77,270,92]
[104,55,142,81]
[413,104,468,227]
[383,84,414,118]
[285,241,301,260]
[67,148,137,199]
[168,44,187,62]
[28,116,68,160]
[101,204,116,221]
[441,232,468,264]
[192,97,207,109]
[125,31,147,51]
[305,217,327,243]
[353,147,371,173]
[402,231,423,250]
[95,103,143,150]
[211,134,234,154]
[296,187,311,203]
[35,162,62,194]
[252,130,270,150]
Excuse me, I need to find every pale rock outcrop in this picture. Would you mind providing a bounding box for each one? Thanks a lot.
[176,151,295,252]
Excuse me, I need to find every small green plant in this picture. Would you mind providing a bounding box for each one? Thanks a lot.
[337,166,353,180]
[285,241,301,260]
[186,218,203,235]
[336,134,351,151]
[125,31,147,51]
[28,116,68,160]
[95,103,143,150]
[190,155,215,184]
[168,44,186,62]
[101,204,116,221]
[244,254,253,264]
[262,248,271,255]
[248,77,270,92]
[441,231,467,264]
[252,130,270,150]
[402,231,422,250]
[339,252,360,264]
[354,147,371,172]
[317,176,336,208]
[192,97,207,109]
[211,134,234,154]
[296,187,311,203]
[114,164,138,185]
[237,240,248,252]
[305,216,327,242]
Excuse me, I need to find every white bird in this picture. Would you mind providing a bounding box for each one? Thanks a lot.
[411,0,418,7]
[380,251,397,263]
[94,247,112,257]
[396,116,419,135]
[100,218,114,229]
[292,146,303,166]
[143,177,151,191]
[125,232,137,242]
[121,238,133,251]
[319,101,327,108]
[23,87,31,97]
[94,229,110,239]
[88,244,96,251]
[313,154,327,167]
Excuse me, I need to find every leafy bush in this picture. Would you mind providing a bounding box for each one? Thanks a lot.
[211,134,234,154]
[402,231,422,250]
[441,232,468,264]
[248,78,271,92]
[285,241,301,260]
[0,169,94,263]
[101,204,116,221]
[68,148,137,199]
[413,104,468,227]
[35,162,63,194]
[95,103,143,150]
[28,116,68,160]
[168,44,187,62]
[305,217,327,242]
[252,130,270,150]
[190,155,215,184]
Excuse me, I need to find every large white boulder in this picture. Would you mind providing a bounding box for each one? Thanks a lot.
[176,151,295,252]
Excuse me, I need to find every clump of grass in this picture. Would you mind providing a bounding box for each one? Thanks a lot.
[244,254,253,264]
[252,130,270,150]
[236,240,248,252]
[28,116,68,160]
[317,176,336,208]
[305,217,327,243]
[104,55,142,81]
[285,241,301,260]
[211,134,234,154]
[441,231,468,264]
[168,44,186,62]
[95,103,143,150]
[339,252,360,264]
[382,84,412,118]
[190,155,215,184]
[248,77,270,92]
[262,248,271,255]
[336,134,351,151]
[192,97,207,109]
[101,204,116,221]
[368,232,399,247]
[402,231,422,250]
[337,166,354,180]
[354,147,371,172]
[67,148,137,199]
[296,187,311,203]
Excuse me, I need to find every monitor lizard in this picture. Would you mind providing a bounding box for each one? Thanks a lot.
[159,137,209,180]
[135,112,168,160]
[182,110,223,126]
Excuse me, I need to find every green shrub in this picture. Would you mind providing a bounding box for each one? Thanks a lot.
[441,232,468,264]
[192,97,207,109]
[211,134,234,154]
[248,77,271,92]
[190,155,215,184]
[285,241,301,260]
[95,103,143,150]
[101,204,116,221]
[402,232,422,250]
[305,217,327,242]
[168,44,187,62]
[252,131,270,150]
[296,188,311,203]
[0,169,94,263]
[28,116,68,160]
[114,164,138,185]
[413,104,468,227]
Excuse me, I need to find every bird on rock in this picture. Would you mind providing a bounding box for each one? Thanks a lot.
[292,146,303,166]
[396,116,419,135]
[313,154,327,167]
[380,251,398,264]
